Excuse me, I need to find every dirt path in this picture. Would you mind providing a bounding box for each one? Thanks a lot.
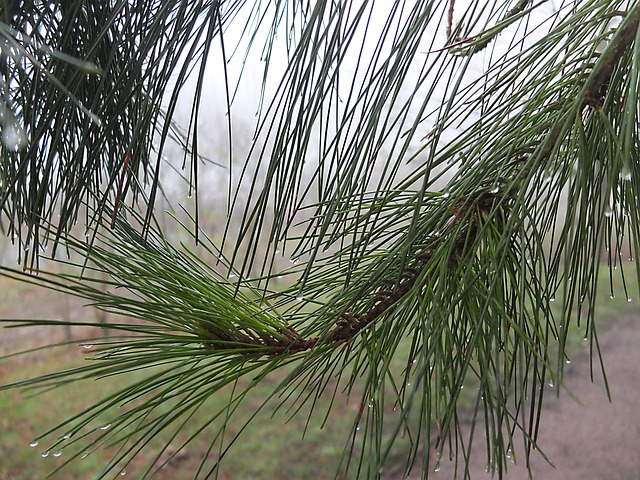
[426,314,640,480]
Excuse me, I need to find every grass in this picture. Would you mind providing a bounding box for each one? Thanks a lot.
[0,265,638,479]
[0,338,368,479]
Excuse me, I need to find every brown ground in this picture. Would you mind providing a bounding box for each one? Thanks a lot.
[426,313,640,480]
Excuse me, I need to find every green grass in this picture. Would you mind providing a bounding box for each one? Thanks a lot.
[0,266,638,479]
[0,332,389,479]
[0,343,358,479]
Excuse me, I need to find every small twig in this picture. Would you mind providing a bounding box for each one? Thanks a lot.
[446,0,455,38]
[456,0,532,56]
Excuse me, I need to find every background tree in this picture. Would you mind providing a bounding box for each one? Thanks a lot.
[1,0,639,478]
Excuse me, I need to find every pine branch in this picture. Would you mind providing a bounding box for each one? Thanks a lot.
[194,187,511,358]
[202,4,640,359]
[2,2,639,479]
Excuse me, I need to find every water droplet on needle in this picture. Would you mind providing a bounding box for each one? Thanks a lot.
[2,121,27,151]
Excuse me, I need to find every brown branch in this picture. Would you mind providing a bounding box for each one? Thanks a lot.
[457,0,532,56]
[446,0,455,38]
[583,5,640,109]
[514,6,640,181]
[201,190,508,358]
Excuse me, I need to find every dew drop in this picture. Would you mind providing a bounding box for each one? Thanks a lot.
[62,433,71,440]
[434,461,441,472]
[548,380,554,387]
[565,359,571,365]
[100,423,111,430]
[296,296,304,302]
[29,441,39,448]
[52,450,62,458]
[120,470,127,476]
[41,451,50,458]
[275,249,280,255]
[81,451,89,459]
[507,448,515,463]
[490,186,499,194]
[627,297,632,303]
[87,111,103,128]
[82,344,93,350]
[604,207,613,217]
[610,294,615,299]
[290,257,299,265]
[2,121,28,151]
[549,296,555,302]
[356,426,361,431]
[442,191,450,198]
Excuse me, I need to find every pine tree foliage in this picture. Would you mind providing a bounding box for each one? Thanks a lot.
[1,0,639,478]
